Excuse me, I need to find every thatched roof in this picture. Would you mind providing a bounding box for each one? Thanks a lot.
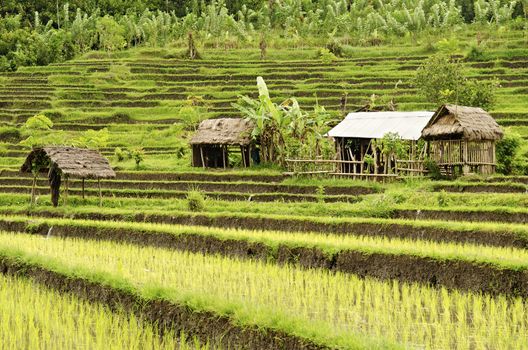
[422,104,503,141]
[21,146,116,179]
[190,118,254,145]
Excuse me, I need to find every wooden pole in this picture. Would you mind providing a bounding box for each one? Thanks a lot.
[199,146,206,169]
[31,174,37,206]
[98,179,102,207]
[222,145,227,169]
[82,178,85,199]
[241,146,247,167]
[64,176,69,206]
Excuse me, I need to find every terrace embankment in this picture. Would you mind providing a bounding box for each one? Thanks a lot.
[432,184,527,193]
[3,210,525,248]
[393,209,528,224]
[0,176,377,196]
[2,218,528,297]
[0,255,328,350]
[0,185,360,203]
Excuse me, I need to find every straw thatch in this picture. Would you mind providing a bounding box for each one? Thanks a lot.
[190,118,254,145]
[21,146,116,179]
[422,104,503,141]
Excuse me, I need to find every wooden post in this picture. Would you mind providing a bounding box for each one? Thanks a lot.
[241,146,247,167]
[64,176,69,206]
[98,179,102,207]
[222,145,227,169]
[199,146,206,169]
[82,178,85,199]
[31,174,37,206]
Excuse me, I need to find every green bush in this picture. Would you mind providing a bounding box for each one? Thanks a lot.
[114,147,126,162]
[496,131,526,175]
[424,158,445,180]
[186,189,205,212]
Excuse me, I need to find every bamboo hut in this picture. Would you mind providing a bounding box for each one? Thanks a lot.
[327,111,434,174]
[20,146,116,207]
[190,118,256,168]
[421,104,503,175]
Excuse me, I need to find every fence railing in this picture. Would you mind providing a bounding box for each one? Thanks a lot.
[285,158,427,178]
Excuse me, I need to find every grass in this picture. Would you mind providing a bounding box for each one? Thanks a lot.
[2,214,528,269]
[0,232,526,349]
[0,274,210,349]
[0,238,398,350]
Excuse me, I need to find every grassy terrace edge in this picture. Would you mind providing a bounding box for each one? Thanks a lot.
[2,207,526,247]
[2,216,528,297]
[0,245,399,350]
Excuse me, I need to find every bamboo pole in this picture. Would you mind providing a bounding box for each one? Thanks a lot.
[199,146,206,169]
[64,176,69,206]
[31,174,37,206]
[98,179,102,207]
[222,145,227,169]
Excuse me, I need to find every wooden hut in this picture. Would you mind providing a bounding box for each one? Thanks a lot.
[21,146,116,207]
[421,104,503,175]
[190,118,255,168]
[327,111,434,174]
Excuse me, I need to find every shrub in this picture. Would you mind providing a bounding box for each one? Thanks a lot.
[496,131,524,175]
[130,147,145,169]
[424,158,445,180]
[466,43,487,61]
[114,147,126,162]
[415,54,498,109]
[186,189,205,212]
[325,40,344,57]
[318,48,337,64]
[437,190,449,207]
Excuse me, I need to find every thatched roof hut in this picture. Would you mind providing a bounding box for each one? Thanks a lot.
[190,118,254,146]
[21,147,116,179]
[190,118,256,168]
[422,105,503,175]
[21,146,115,207]
[422,104,503,141]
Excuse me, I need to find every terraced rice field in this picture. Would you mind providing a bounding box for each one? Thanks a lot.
[0,164,526,348]
[1,26,528,349]
[1,28,528,170]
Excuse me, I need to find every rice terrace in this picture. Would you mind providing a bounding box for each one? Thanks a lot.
[1,0,528,349]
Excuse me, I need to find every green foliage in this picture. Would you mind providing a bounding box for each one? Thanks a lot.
[318,48,337,64]
[114,147,127,162]
[415,55,498,108]
[96,16,125,51]
[73,128,109,149]
[130,147,145,169]
[233,77,335,166]
[19,114,60,148]
[424,158,445,180]
[496,130,527,175]
[186,188,205,212]
[437,190,450,207]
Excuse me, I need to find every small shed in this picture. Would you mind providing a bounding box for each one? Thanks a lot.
[327,111,434,173]
[421,104,503,175]
[21,146,116,207]
[190,118,255,168]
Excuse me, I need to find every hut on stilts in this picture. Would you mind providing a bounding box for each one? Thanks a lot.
[190,118,256,168]
[421,104,503,175]
[327,111,434,176]
[20,147,116,207]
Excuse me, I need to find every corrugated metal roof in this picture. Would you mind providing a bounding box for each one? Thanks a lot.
[327,111,434,140]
